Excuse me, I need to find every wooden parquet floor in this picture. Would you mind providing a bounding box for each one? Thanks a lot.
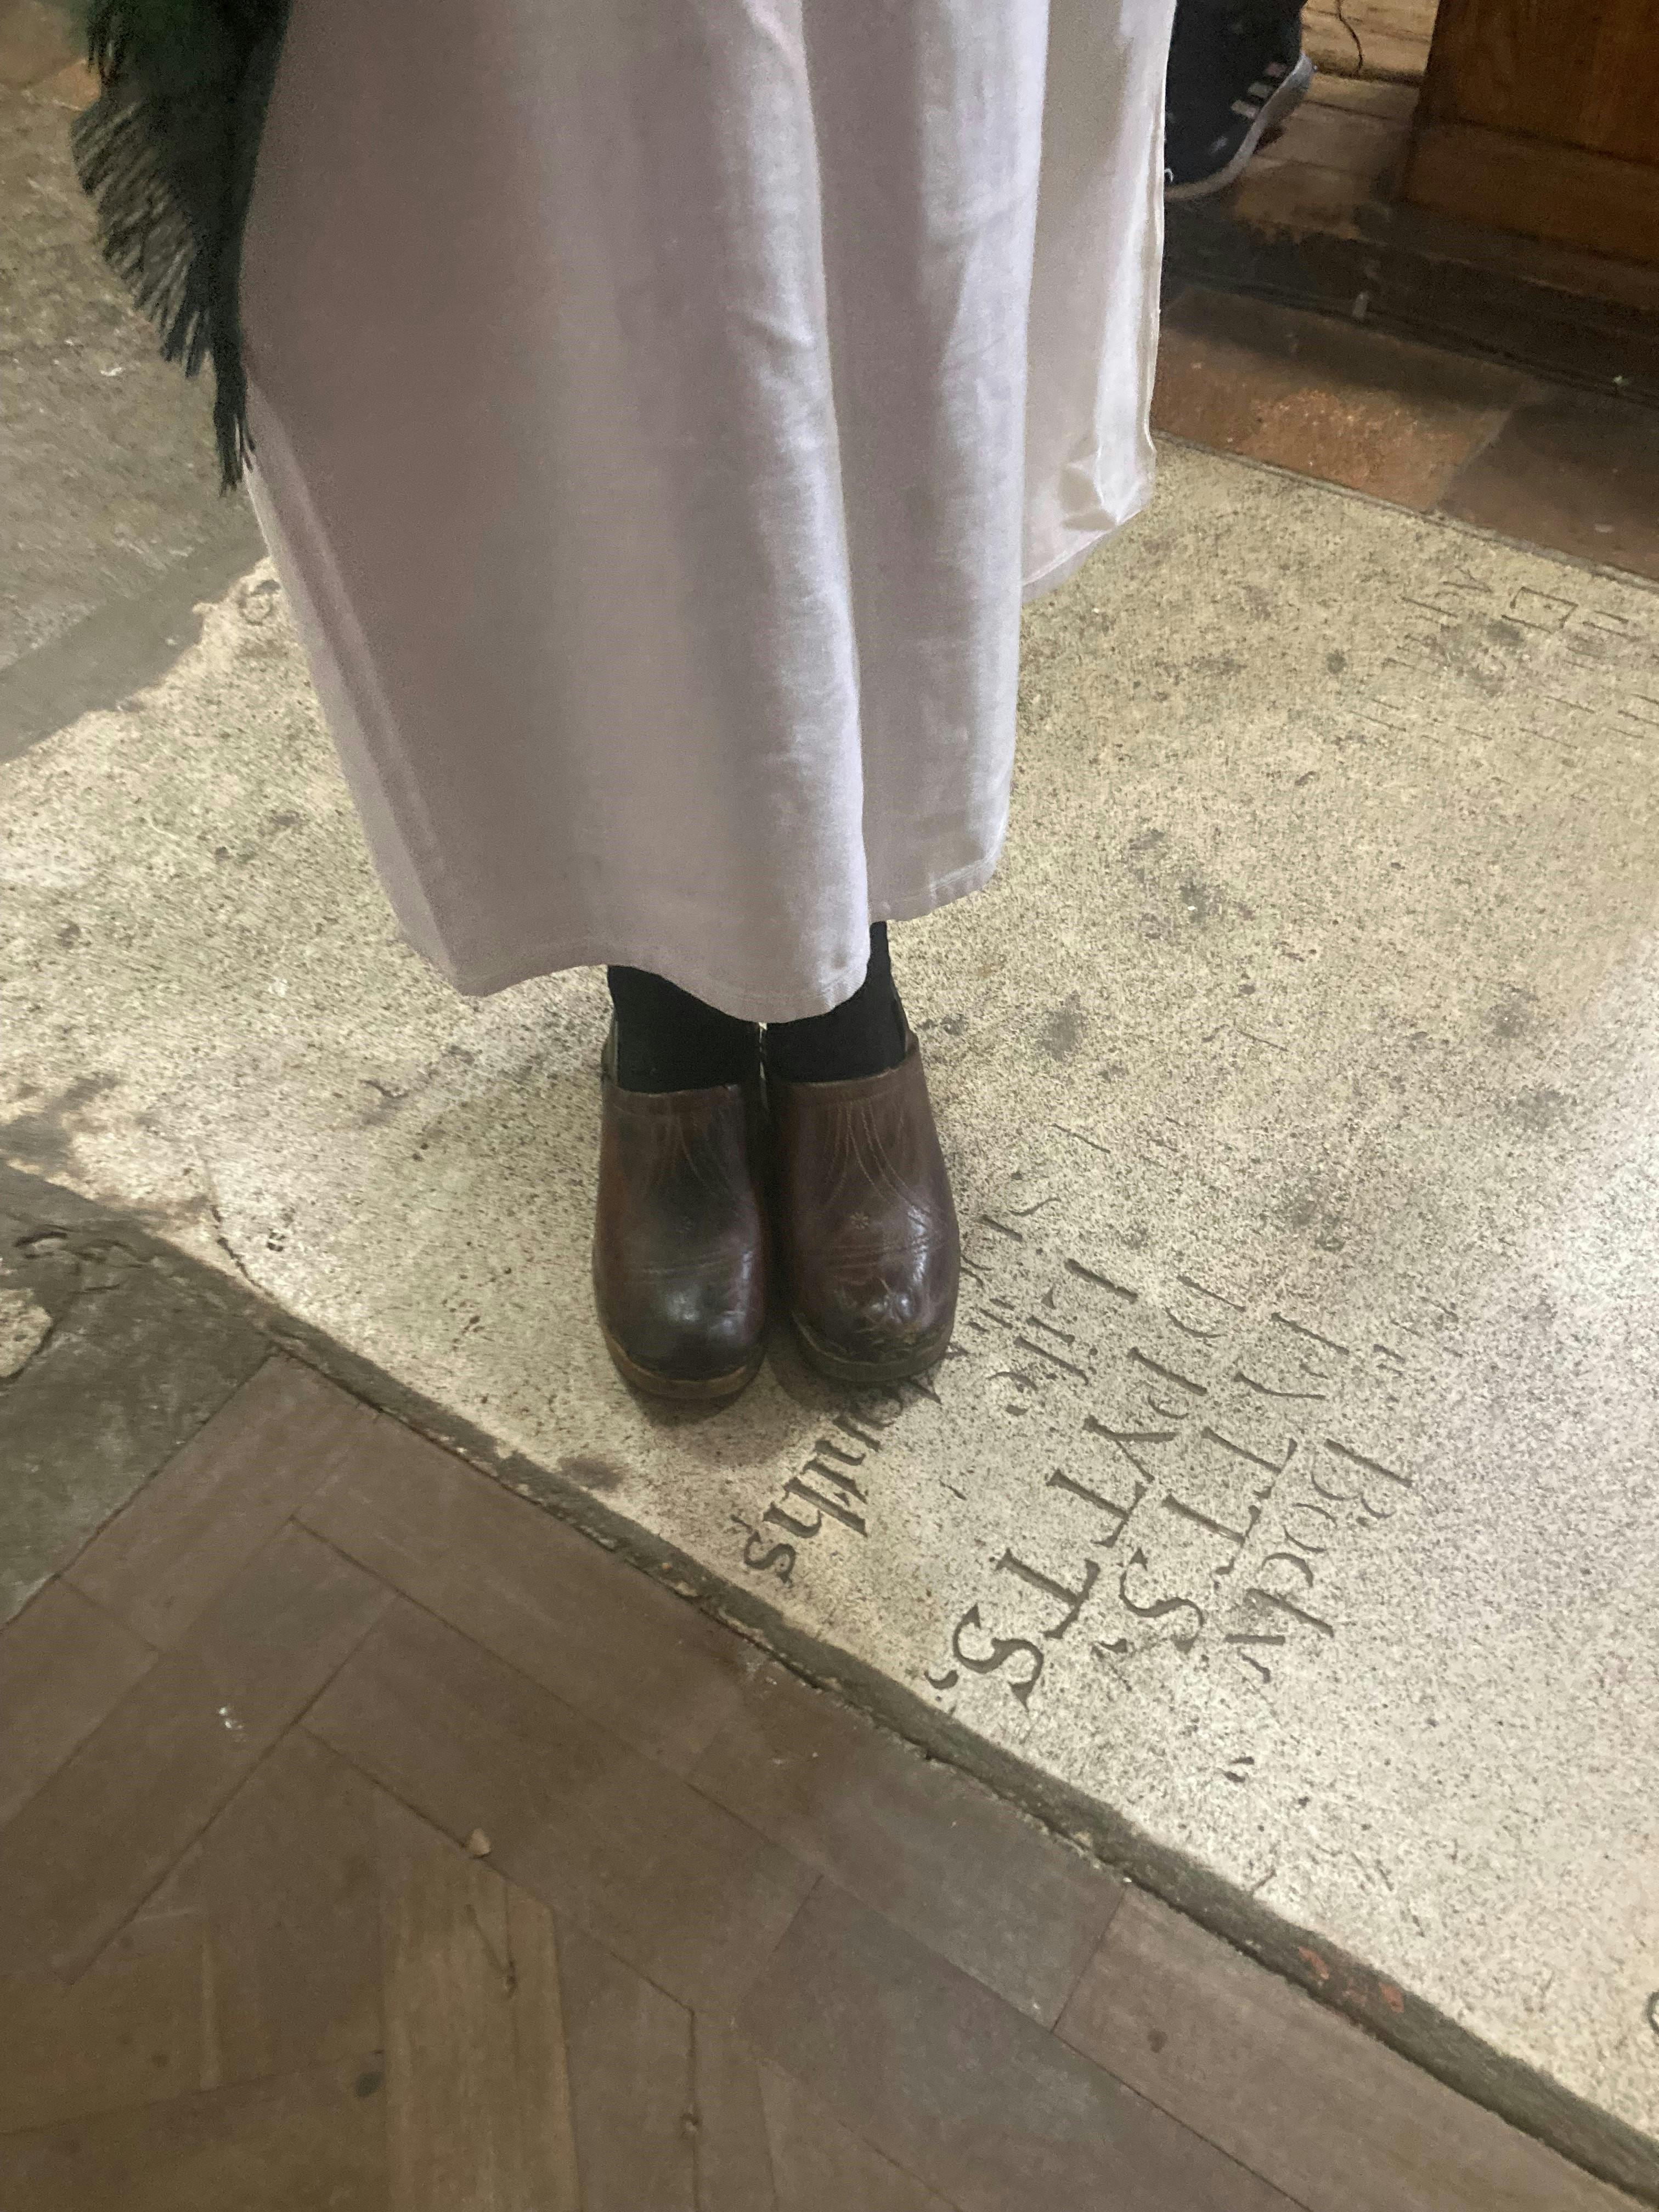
[0,1357,1632,2209]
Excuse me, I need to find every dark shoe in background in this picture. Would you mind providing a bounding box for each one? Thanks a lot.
[1164,1,1313,201]
[592,1029,768,1402]
[770,1034,960,1386]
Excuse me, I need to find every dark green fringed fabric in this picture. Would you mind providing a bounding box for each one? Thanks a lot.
[70,0,290,490]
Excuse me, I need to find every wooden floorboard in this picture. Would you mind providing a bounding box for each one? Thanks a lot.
[687,2015,777,2212]
[0,1525,387,1983]
[65,1356,375,1650]
[0,1579,154,1828]
[303,1595,816,2015]
[759,2065,954,2212]
[377,1793,582,2212]
[740,1882,1301,2212]
[195,1731,383,2087]
[300,1414,760,1774]
[558,1917,697,2212]
[1057,1887,1627,2212]
[689,1659,1121,2026]
[0,2059,389,2212]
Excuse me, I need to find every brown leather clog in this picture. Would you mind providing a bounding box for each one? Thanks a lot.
[592,1030,768,1402]
[769,1034,959,1385]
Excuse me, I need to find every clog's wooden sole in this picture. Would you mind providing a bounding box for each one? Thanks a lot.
[788,1312,955,1389]
[599,1323,763,1404]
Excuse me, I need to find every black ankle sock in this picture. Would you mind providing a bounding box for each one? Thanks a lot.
[607,927,907,1092]
[764,923,908,1084]
[607,966,759,1091]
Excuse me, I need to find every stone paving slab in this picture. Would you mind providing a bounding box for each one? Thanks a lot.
[2,443,1656,2164]
[0,1197,268,1620]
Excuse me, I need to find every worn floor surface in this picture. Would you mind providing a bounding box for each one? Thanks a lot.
[0,1348,1632,2212]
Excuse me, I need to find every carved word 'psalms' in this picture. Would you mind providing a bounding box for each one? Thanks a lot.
[733,1372,939,1587]
[927,1218,1425,1713]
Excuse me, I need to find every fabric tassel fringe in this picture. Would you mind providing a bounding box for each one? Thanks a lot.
[70,0,288,491]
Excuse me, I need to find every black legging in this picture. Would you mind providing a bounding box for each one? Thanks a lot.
[608,924,906,1091]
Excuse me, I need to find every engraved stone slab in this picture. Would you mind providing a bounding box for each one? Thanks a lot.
[3,445,1656,2149]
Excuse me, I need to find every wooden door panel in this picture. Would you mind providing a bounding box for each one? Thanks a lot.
[1406,0,1659,264]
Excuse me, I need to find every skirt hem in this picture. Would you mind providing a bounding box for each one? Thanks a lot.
[1021,473,1156,603]
[436,845,1003,1020]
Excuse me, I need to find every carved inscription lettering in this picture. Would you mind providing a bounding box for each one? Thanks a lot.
[736,1379,934,1584]
[926,1175,1428,1712]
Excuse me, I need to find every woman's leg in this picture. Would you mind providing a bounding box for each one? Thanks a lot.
[610,924,905,1091]
[605,967,758,1091]
[763,923,907,1084]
